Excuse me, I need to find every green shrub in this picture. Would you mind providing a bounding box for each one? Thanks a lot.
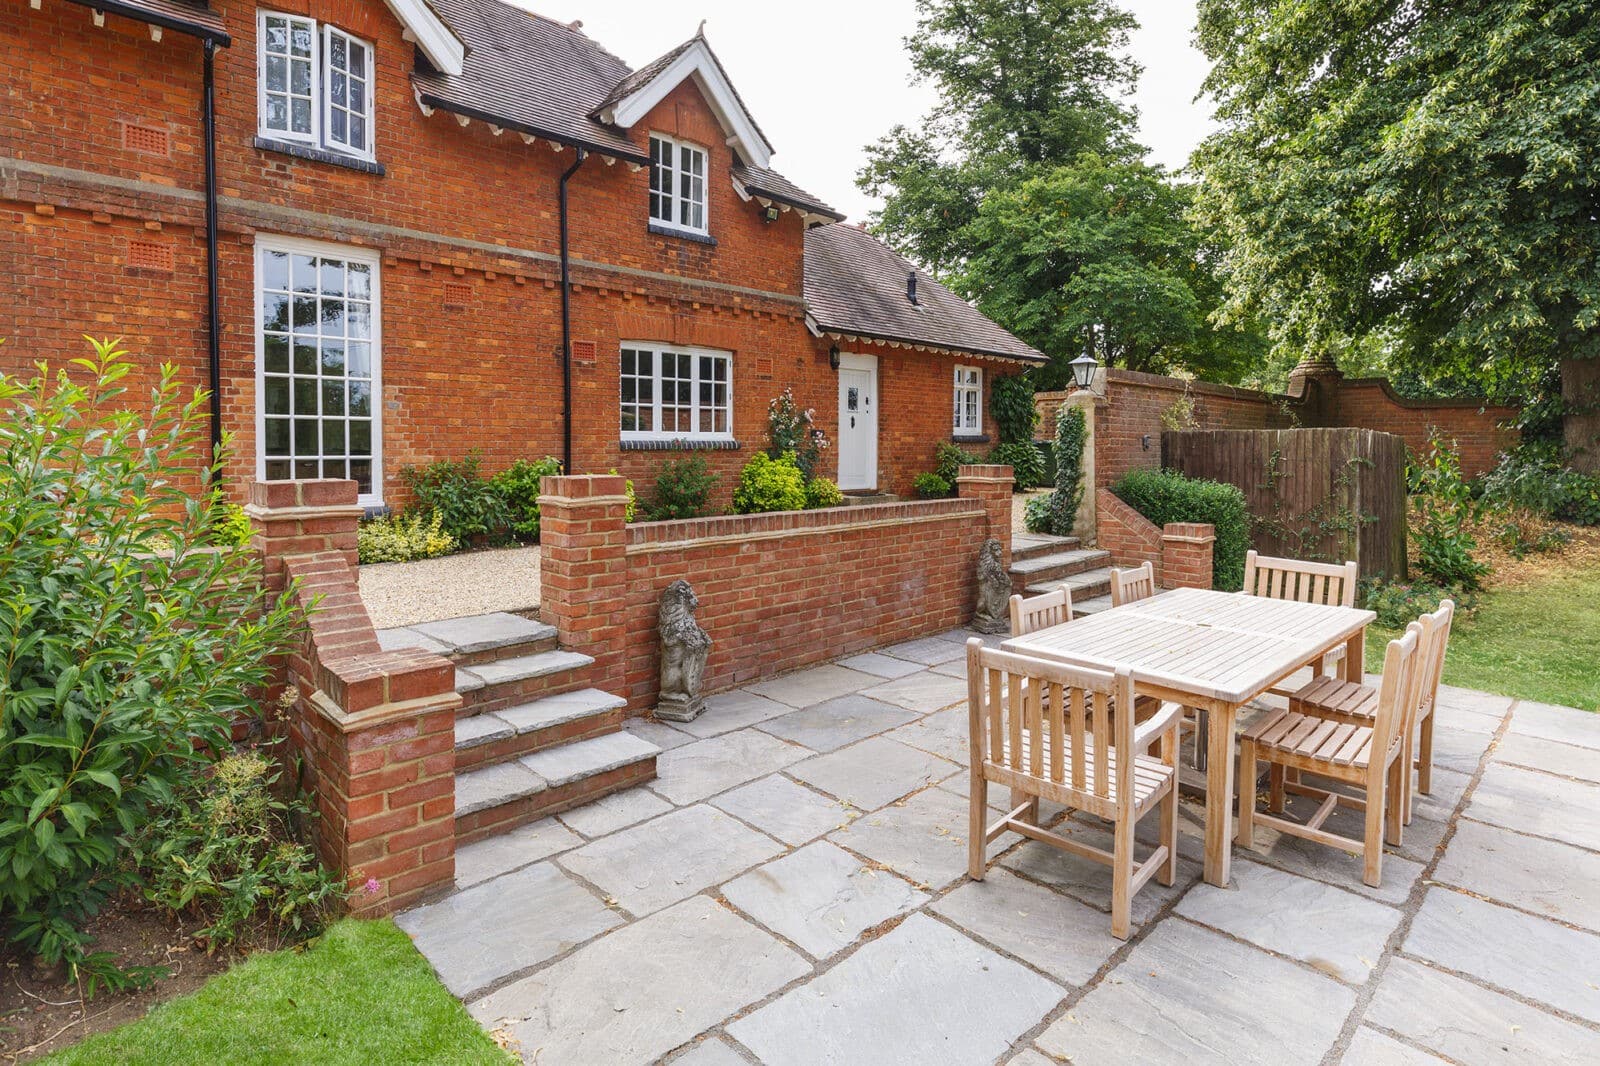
[1049,404,1088,536]
[989,374,1039,443]
[210,501,254,548]
[1409,436,1490,590]
[358,511,457,564]
[1024,493,1054,533]
[1361,578,1475,629]
[988,441,1045,490]
[0,341,302,985]
[645,455,719,521]
[1479,449,1600,526]
[804,477,844,509]
[934,441,984,486]
[1113,468,1250,590]
[914,472,952,499]
[489,456,563,540]
[400,451,509,544]
[732,451,807,513]
[766,388,829,480]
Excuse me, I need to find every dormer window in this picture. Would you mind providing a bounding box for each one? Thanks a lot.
[649,133,708,235]
[258,12,375,161]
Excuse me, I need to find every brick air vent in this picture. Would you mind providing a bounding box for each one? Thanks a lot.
[570,340,597,367]
[121,122,170,157]
[127,240,174,272]
[443,283,473,308]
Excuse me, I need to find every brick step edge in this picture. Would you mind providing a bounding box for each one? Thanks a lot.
[1009,534,1081,562]
[1024,567,1114,601]
[1008,548,1111,580]
[455,758,657,847]
[455,650,595,714]
[451,632,559,667]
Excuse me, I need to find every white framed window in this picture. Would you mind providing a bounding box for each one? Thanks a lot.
[620,343,731,440]
[256,236,382,503]
[258,12,375,159]
[648,133,708,234]
[953,365,983,435]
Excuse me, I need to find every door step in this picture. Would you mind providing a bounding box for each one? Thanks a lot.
[454,688,627,772]
[455,649,595,714]
[1072,593,1114,618]
[1010,532,1081,562]
[1023,566,1115,603]
[454,732,659,846]
[376,612,558,666]
[1008,548,1111,593]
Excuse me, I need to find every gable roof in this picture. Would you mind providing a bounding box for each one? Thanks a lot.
[732,162,842,222]
[62,0,230,44]
[805,225,1047,365]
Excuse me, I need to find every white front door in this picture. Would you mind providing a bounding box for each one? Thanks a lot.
[836,354,878,491]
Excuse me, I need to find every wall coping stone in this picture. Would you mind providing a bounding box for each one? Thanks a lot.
[625,499,985,554]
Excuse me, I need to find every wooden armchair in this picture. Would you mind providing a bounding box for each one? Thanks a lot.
[965,640,1180,939]
[1109,561,1156,607]
[1009,587,1073,636]
[1243,551,1361,693]
[1239,624,1423,887]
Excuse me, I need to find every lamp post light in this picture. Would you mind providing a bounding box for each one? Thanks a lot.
[1068,351,1099,392]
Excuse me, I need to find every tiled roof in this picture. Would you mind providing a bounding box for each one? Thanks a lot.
[804,225,1047,364]
[592,36,700,117]
[733,163,843,221]
[64,0,229,44]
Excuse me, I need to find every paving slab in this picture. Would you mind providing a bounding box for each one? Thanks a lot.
[1005,1050,1058,1066]
[653,729,808,805]
[1406,765,1471,825]
[518,731,657,789]
[453,818,584,889]
[860,670,970,713]
[411,612,553,654]
[1422,722,1497,776]
[932,868,1123,986]
[470,895,807,1066]
[877,635,968,665]
[756,694,918,752]
[495,688,625,735]
[1342,1027,1450,1064]
[1175,859,1402,984]
[456,760,545,817]
[1432,819,1600,932]
[1366,956,1600,1066]
[396,862,621,998]
[728,913,1062,1066]
[1235,815,1426,906]
[669,690,793,738]
[829,785,978,890]
[1493,732,1600,783]
[1036,919,1353,1066]
[1000,820,1199,928]
[622,718,695,751]
[1506,699,1600,751]
[461,649,592,688]
[1404,887,1600,1023]
[455,713,515,750]
[712,773,852,846]
[836,652,925,679]
[887,705,972,765]
[723,841,928,958]
[745,664,880,708]
[788,736,959,810]
[557,804,783,916]
[556,787,673,838]
[1464,762,1600,850]
[1434,684,1515,717]
[668,1037,749,1066]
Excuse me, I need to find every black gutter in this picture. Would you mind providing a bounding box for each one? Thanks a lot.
[811,323,1048,365]
[202,38,223,460]
[558,149,589,473]
[740,184,844,222]
[412,90,650,166]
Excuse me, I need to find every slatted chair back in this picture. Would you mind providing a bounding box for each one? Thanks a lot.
[1243,551,1360,607]
[1415,599,1455,721]
[1109,561,1156,607]
[966,642,1138,820]
[1009,587,1073,636]
[1369,624,1422,772]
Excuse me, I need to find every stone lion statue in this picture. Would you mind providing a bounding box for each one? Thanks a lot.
[657,579,711,721]
[972,538,1011,634]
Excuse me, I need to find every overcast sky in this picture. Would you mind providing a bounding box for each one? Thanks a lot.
[509,0,1216,222]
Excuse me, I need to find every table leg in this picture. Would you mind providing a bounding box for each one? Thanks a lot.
[1203,703,1238,887]
[1343,628,1366,683]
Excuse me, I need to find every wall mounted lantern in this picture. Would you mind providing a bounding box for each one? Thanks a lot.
[829,345,841,370]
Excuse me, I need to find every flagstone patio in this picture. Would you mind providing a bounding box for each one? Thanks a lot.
[396,628,1600,1065]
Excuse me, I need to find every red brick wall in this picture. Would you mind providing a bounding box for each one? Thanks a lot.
[1095,488,1214,592]
[1332,380,1518,478]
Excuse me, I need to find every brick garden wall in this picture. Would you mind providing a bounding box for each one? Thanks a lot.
[1329,379,1518,478]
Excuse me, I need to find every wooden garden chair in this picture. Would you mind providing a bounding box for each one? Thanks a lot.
[1289,600,1454,825]
[1238,624,1423,887]
[1109,561,1156,607]
[1009,587,1072,636]
[1242,551,1361,694]
[965,640,1180,939]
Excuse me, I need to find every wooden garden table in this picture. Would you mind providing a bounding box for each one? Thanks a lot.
[1000,587,1375,887]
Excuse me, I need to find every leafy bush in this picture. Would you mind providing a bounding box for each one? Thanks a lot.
[358,511,456,564]
[0,341,302,983]
[1409,436,1490,590]
[1478,449,1600,526]
[766,388,829,480]
[400,451,509,545]
[133,746,343,951]
[489,456,563,540]
[211,501,254,548]
[1113,468,1250,590]
[988,441,1045,491]
[1049,404,1088,537]
[989,373,1039,443]
[804,477,844,509]
[914,472,952,499]
[645,455,719,521]
[1361,578,1474,629]
[934,441,984,486]
[732,451,807,513]
[1024,493,1054,533]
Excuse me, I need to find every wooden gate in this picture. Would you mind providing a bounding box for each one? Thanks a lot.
[1162,428,1407,580]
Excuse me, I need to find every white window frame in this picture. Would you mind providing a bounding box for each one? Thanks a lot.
[953,364,984,435]
[647,133,709,236]
[254,234,384,506]
[256,11,376,160]
[322,25,376,161]
[618,342,733,442]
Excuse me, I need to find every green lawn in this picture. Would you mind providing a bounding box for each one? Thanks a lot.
[43,919,510,1066]
[1366,561,1600,711]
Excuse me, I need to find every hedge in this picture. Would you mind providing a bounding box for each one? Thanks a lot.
[1112,468,1250,591]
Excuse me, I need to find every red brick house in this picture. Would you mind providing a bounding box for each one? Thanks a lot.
[2,0,1045,509]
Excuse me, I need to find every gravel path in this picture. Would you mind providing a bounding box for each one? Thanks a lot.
[358,545,541,629]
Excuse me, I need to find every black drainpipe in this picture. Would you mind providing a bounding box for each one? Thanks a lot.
[558,148,588,474]
[202,39,223,462]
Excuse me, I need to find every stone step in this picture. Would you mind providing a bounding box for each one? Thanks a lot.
[1008,548,1110,592]
[376,612,558,667]
[1010,532,1081,562]
[1072,593,1114,618]
[454,689,628,772]
[454,732,660,846]
[455,649,595,714]
[1024,566,1115,603]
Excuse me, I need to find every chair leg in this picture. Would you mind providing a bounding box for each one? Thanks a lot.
[1237,739,1257,852]
[1159,728,1179,886]
[1418,710,1435,796]
[1363,773,1385,888]
[1111,814,1134,941]
[1401,725,1415,828]
[1268,763,1286,813]
[968,771,987,881]
[1385,756,1404,848]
